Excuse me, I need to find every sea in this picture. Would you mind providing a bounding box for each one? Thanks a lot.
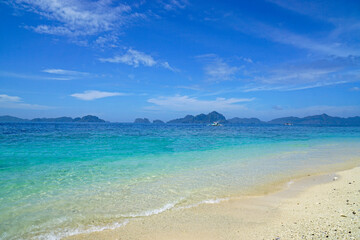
[0,123,359,239]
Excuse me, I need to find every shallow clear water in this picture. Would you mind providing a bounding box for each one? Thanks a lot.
[0,123,360,239]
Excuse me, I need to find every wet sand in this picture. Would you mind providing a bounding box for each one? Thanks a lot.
[67,166,360,240]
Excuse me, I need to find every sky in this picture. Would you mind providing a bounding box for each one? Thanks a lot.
[0,0,360,122]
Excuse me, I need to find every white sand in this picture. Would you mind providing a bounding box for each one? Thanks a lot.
[67,166,360,240]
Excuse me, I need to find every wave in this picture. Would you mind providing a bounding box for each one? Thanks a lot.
[33,197,226,240]
[177,197,229,210]
[121,198,184,218]
[36,220,129,240]
[286,180,295,187]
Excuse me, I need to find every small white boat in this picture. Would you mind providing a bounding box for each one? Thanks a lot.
[211,121,222,126]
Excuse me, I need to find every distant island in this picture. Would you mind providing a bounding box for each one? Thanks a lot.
[167,111,227,124]
[153,120,165,124]
[134,111,360,126]
[133,118,165,124]
[268,114,360,126]
[2,112,360,126]
[134,118,151,124]
[0,115,105,123]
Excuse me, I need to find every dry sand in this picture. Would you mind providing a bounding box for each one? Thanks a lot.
[67,166,360,240]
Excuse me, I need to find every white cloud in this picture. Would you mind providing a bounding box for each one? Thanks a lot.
[196,54,239,81]
[9,0,137,37]
[0,70,75,80]
[31,25,73,35]
[71,90,126,101]
[0,68,91,81]
[238,56,253,63]
[176,85,203,91]
[99,49,176,71]
[161,62,178,72]
[229,10,359,58]
[245,23,358,57]
[237,56,360,92]
[0,94,21,102]
[243,80,350,92]
[0,94,50,109]
[147,95,254,112]
[205,60,239,81]
[42,68,89,75]
[263,68,339,84]
[350,87,360,91]
[242,57,253,63]
[267,0,360,24]
[162,0,188,11]
[100,49,156,67]
[94,35,119,48]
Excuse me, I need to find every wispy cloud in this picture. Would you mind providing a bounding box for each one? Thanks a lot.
[220,1,360,58]
[100,49,156,67]
[350,87,360,91]
[161,62,178,72]
[205,60,238,81]
[175,85,203,91]
[196,56,360,94]
[236,22,359,57]
[194,54,360,93]
[0,94,51,109]
[147,95,254,112]
[99,49,177,71]
[243,80,350,92]
[6,0,191,48]
[8,0,140,37]
[1,68,91,81]
[162,0,188,11]
[239,57,253,63]
[71,90,126,101]
[0,94,21,102]
[0,70,74,81]
[42,69,89,76]
[265,67,339,84]
[267,0,360,23]
[196,54,239,81]
[239,55,360,92]
[94,35,119,48]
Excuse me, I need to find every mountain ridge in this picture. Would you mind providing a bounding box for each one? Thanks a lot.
[165,112,360,126]
[1,112,360,126]
[167,111,227,124]
[269,113,360,126]
[0,115,105,123]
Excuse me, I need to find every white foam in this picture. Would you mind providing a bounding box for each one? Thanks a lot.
[201,198,228,204]
[287,180,294,187]
[35,199,184,240]
[177,197,229,210]
[36,220,129,240]
[123,199,183,218]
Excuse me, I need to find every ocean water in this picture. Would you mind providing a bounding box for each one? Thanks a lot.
[0,123,360,239]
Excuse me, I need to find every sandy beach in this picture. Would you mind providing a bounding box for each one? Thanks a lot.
[66,165,360,240]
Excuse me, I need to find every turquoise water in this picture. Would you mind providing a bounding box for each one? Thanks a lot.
[0,123,360,239]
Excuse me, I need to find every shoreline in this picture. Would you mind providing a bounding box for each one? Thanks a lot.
[66,161,360,240]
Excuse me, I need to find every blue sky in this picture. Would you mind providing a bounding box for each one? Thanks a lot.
[0,0,359,122]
